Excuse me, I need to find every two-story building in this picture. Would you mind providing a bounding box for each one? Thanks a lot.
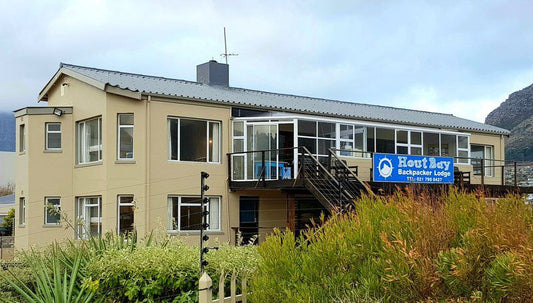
[14,61,510,249]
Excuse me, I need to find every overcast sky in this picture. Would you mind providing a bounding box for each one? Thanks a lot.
[1,0,532,122]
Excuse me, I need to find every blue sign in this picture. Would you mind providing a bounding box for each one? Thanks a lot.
[373,153,454,184]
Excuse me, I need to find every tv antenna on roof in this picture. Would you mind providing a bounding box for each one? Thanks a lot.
[220,27,238,64]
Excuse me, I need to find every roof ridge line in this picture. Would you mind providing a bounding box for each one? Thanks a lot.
[60,62,201,86]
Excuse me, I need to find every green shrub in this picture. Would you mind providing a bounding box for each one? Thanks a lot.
[251,190,533,302]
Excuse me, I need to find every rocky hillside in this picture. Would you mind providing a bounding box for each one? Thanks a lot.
[0,112,15,152]
[486,83,533,161]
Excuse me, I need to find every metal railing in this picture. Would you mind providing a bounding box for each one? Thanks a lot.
[228,147,533,188]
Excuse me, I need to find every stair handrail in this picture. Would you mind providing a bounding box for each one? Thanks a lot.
[328,149,376,198]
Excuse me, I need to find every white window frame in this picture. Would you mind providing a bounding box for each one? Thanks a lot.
[77,117,102,164]
[395,130,423,155]
[167,196,221,232]
[117,195,135,234]
[117,114,134,160]
[456,135,470,164]
[76,196,102,239]
[19,197,25,226]
[44,197,61,225]
[45,122,62,150]
[168,117,221,163]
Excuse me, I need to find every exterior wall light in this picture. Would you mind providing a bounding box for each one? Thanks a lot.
[53,108,63,116]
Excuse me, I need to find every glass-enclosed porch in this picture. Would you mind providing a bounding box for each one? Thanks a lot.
[229,114,474,183]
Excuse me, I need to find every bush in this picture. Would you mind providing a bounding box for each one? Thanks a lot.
[251,190,533,302]
[0,233,258,302]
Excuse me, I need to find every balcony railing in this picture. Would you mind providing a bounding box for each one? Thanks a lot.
[228,147,533,189]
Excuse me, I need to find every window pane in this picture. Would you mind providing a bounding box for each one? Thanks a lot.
[411,132,422,145]
[46,198,61,224]
[354,127,365,151]
[48,123,60,132]
[376,128,395,153]
[440,134,456,157]
[397,146,408,155]
[340,141,354,156]
[366,127,375,152]
[411,147,422,155]
[232,155,245,180]
[169,119,179,160]
[209,122,220,162]
[396,130,408,144]
[318,139,335,155]
[458,150,469,164]
[119,127,134,158]
[298,137,316,154]
[423,133,439,156]
[298,120,316,137]
[86,119,100,162]
[169,197,179,229]
[340,125,353,140]
[19,125,25,152]
[457,136,468,149]
[48,133,61,149]
[119,205,134,234]
[471,145,484,175]
[180,119,207,162]
[119,114,134,125]
[209,198,220,230]
[180,205,202,230]
[318,122,335,138]
[233,139,244,152]
[233,121,244,136]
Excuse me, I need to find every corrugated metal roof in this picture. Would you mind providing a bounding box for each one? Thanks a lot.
[58,63,510,135]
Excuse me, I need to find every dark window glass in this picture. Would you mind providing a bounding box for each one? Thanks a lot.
[375,128,395,153]
[298,120,316,137]
[180,119,207,162]
[169,119,179,160]
[318,122,335,138]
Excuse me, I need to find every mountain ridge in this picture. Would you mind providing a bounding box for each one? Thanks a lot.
[485,83,533,162]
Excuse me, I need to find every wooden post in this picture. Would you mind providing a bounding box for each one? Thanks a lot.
[242,276,247,303]
[230,273,237,303]
[199,272,212,303]
[218,271,225,302]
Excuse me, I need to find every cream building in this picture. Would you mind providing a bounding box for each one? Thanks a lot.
[14,61,509,249]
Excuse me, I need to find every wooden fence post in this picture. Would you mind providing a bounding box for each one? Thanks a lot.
[199,272,213,303]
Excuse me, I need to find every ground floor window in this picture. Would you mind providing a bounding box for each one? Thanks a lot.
[168,196,220,231]
[44,197,61,225]
[19,197,25,225]
[118,195,135,234]
[76,197,101,239]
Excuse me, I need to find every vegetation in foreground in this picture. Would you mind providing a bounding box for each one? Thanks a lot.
[252,190,533,302]
[0,233,257,302]
[2,190,532,302]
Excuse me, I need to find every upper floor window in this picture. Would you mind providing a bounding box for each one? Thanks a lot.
[19,124,25,152]
[117,114,134,160]
[471,145,494,177]
[44,197,61,225]
[46,123,62,150]
[77,117,102,164]
[168,117,221,163]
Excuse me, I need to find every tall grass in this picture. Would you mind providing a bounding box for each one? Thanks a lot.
[251,190,533,302]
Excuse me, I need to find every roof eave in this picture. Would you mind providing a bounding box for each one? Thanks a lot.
[38,67,107,102]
